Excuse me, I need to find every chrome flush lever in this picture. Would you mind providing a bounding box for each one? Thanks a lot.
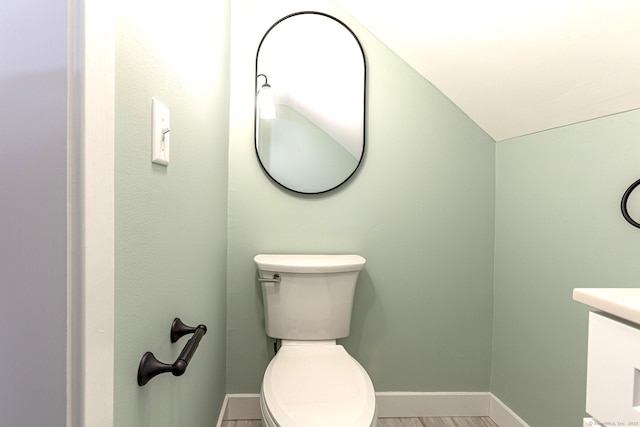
[258,274,281,284]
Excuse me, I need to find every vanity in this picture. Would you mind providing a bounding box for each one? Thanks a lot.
[574,288,640,427]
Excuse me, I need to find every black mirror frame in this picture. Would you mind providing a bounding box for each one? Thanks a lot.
[254,11,367,195]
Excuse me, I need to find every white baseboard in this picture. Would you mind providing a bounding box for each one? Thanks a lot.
[215,395,229,427]
[488,394,530,427]
[219,394,263,422]
[216,392,529,427]
[375,392,491,417]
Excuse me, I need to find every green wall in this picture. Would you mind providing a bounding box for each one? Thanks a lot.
[110,2,640,425]
[114,1,230,425]
[493,109,640,426]
[227,2,496,394]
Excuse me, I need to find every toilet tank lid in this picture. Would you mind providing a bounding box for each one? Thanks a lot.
[254,254,366,273]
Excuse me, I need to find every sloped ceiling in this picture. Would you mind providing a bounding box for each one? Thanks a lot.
[334,0,640,141]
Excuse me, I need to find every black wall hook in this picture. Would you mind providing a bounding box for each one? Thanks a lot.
[137,318,207,386]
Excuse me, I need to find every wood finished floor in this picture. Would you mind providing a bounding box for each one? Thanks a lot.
[221,417,498,427]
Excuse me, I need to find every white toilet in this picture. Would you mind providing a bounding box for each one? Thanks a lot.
[254,254,377,427]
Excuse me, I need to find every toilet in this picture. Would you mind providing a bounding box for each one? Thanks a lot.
[255,254,377,427]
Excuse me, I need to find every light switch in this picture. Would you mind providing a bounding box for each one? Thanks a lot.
[152,98,170,166]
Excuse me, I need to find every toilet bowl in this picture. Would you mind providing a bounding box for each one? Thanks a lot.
[260,341,377,427]
[255,254,377,427]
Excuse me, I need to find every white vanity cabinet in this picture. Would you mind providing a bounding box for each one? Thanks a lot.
[585,312,640,425]
[574,288,640,427]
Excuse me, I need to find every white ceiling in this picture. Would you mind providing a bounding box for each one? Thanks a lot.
[334,0,640,141]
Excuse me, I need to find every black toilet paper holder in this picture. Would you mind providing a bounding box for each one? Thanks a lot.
[137,318,207,386]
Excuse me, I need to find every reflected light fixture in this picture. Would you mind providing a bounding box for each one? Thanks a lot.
[256,73,276,119]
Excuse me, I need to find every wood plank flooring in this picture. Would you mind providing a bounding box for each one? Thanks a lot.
[379,418,498,427]
[221,417,498,427]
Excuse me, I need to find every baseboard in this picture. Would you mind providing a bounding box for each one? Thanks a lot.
[216,392,529,427]
[375,392,491,417]
[488,394,530,427]
[214,395,229,427]
[219,394,263,422]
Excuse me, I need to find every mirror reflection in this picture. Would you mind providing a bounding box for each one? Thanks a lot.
[255,12,366,194]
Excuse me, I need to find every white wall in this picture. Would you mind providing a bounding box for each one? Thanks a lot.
[0,0,68,425]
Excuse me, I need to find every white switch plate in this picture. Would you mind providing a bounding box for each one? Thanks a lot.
[151,98,170,166]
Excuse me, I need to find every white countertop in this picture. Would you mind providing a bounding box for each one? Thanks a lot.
[573,288,640,325]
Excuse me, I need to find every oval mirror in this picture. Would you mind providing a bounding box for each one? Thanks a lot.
[255,12,366,194]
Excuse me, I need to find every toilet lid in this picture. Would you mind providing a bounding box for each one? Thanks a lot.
[262,344,376,427]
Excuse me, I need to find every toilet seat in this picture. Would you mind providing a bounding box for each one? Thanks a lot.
[261,343,376,427]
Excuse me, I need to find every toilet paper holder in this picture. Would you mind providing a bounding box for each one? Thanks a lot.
[137,318,207,386]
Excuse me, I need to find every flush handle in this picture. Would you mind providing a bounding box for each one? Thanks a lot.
[258,274,281,284]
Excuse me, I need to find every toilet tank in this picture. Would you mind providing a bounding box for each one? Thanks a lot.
[254,254,366,340]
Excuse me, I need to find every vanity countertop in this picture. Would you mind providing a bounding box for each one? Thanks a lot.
[573,288,640,325]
